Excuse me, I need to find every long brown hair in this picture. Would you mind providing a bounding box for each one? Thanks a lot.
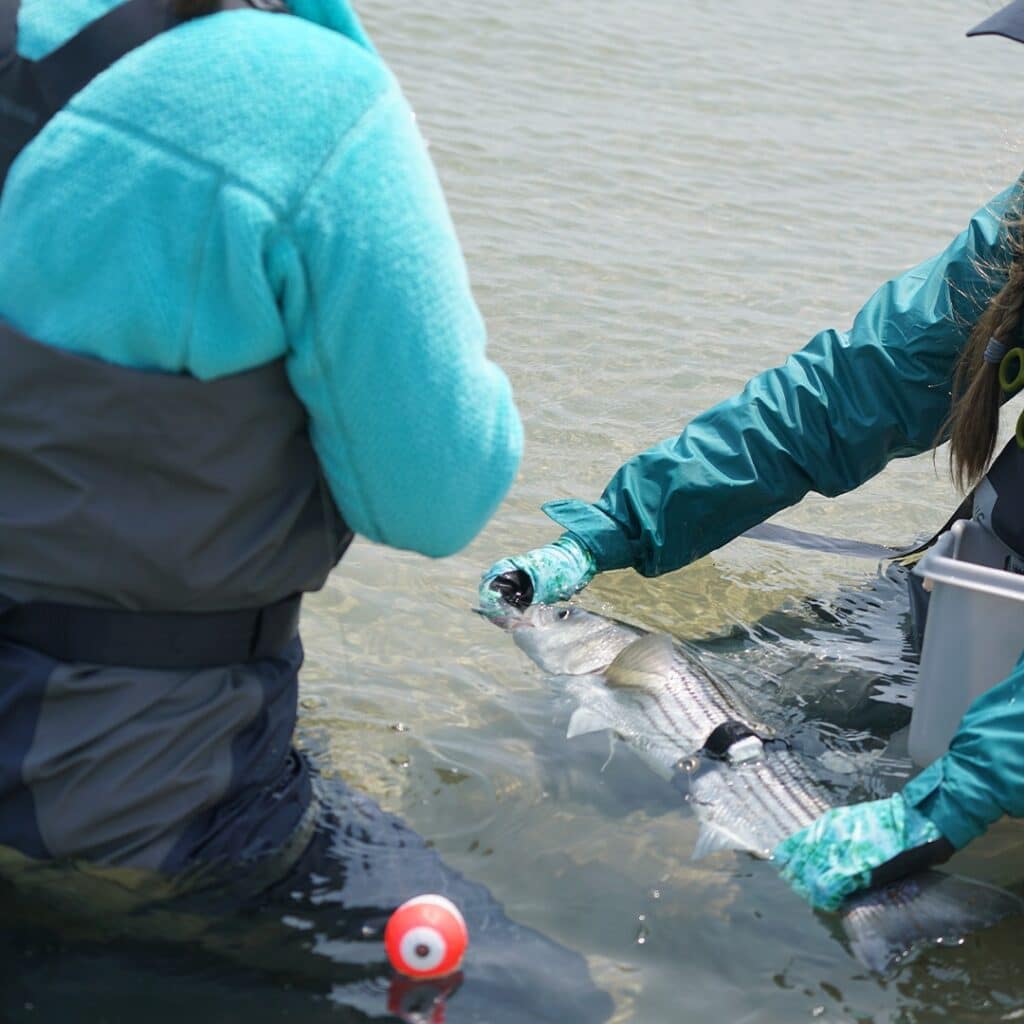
[943,214,1024,491]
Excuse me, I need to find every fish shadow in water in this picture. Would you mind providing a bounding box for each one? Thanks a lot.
[696,566,919,738]
[531,709,691,820]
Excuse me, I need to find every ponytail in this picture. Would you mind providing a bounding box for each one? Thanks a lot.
[943,217,1024,491]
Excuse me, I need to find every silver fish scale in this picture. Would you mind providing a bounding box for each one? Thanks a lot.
[687,749,833,855]
[563,636,762,765]
[628,662,736,754]
[632,651,745,748]
[667,656,741,731]
[506,606,1024,974]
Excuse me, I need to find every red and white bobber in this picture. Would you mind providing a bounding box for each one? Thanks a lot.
[384,894,469,980]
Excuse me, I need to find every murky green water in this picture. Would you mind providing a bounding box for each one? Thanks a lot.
[298,2,1024,1020]
[13,2,1024,1022]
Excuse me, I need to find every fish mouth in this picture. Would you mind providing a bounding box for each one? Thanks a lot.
[472,605,527,630]
[474,603,579,630]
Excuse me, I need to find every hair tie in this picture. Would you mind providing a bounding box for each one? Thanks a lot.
[984,337,1009,365]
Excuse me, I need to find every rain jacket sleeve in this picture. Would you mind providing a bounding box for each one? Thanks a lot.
[903,653,1024,849]
[542,181,1024,575]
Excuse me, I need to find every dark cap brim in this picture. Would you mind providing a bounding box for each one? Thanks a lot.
[968,0,1024,41]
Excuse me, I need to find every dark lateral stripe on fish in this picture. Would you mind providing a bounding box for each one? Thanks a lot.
[669,659,738,719]
[769,755,832,829]
[648,678,701,736]
[732,762,810,842]
[728,766,799,842]
[674,677,729,731]
[661,662,741,735]
[757,752,832,825]
[619,672,695,740]
[691,766,794,848]
[690,751,832,850]
[639,670,718,743]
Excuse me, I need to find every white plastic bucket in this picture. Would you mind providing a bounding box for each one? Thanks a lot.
[910,518,1024,767]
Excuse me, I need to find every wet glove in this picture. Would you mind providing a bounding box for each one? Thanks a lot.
[772,793,953,911]
[478,534,597,611]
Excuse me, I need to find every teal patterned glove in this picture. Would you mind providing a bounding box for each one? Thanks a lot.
[772,793,944,911]
[479,535,597,611]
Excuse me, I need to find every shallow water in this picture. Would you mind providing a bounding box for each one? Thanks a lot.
[11,1,1024,1021]
[317,1,1024,1019]
[305,1,1024,1018]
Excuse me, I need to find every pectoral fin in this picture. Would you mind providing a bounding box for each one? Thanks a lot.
[566,707,613,739]
[692,821,768,861]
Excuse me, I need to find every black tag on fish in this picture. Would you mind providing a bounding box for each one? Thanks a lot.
[702,720,759,761]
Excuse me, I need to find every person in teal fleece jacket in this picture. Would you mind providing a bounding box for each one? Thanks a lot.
[481,2,1024,915]
[0,2,616,1019]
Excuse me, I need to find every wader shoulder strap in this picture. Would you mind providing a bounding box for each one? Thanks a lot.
[0,0,287,194]
[976,436,1024,555]
[893,436,1024,569]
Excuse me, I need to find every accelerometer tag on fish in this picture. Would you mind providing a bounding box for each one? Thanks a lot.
[701,720,766,765]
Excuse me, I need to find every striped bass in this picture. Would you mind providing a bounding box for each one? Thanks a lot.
[497,603,1024,973]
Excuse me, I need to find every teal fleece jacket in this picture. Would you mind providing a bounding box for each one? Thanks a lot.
[1,0,522,557]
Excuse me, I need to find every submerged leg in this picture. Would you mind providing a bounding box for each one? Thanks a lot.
[0,639,611,1021]
[223,774,615,1022]
[0,765,612,1023]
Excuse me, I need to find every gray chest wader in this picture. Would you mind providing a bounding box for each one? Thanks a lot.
[903,439,1024,652]
[0,0,351,668]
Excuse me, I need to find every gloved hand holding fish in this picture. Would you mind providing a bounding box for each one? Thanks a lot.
[479,535,596,611]
[772,793,950,912]
[487,603,1023,972]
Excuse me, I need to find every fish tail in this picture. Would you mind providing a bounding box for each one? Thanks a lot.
[839,871,1024,973]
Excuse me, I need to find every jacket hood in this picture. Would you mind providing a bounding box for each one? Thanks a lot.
[288,0,375,53]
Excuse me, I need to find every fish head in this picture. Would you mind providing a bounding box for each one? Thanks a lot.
[501,604,642,676]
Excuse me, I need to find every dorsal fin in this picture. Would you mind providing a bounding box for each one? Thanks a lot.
[604,634,675,691]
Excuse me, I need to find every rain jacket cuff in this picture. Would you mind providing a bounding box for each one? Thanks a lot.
[541,500,634,572]
[902,653,1024,852]
[901,760,987,851]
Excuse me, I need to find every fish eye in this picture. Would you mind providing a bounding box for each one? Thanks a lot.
[558,608,572,620]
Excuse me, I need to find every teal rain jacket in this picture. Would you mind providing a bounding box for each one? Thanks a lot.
[2,0,522,559]
[545,179,1024,850]
[545,181,1022,575]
